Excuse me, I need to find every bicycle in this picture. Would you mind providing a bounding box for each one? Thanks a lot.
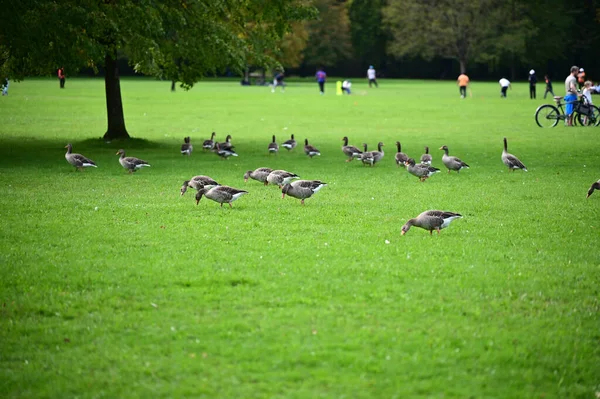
[534,95,599,127]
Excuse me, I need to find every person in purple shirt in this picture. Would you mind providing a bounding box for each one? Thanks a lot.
[315,68,326,95]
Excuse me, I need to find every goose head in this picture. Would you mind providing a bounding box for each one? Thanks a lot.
[281,183,292,199]
[181,180,190,196]
[116,149,126,156]
[401,220,415,235]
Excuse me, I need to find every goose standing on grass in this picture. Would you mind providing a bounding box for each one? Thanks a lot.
[394,141,409,168]
[281,180,327,205]
[501,137,528,172]
[64,144,97,171]
[586,180,600,198]
[180,176,220,196]
[244,167,274,185]
[440,145,469,173]
[181,136,193,156]
[202,132,216,150]
[116,149,151,173]
[401,210,463,235]
[342,136,362,162]
[420,146,432,165]
[214,143,238,159]
[370,142,385,166]
[268,135,279,154]
[195,186,248,208]
[266,170,300,187]
[359,143,374,166]
[282,134,297,151]
[217,134,234,150]
[404,158,440,182]
[304,139,321,158]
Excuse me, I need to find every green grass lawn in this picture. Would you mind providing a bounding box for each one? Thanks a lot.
[1,78,599,398]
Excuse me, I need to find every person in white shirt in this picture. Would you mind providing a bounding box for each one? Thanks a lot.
[367,66,378,88]
[499,77,511,98]
[342,80,352,95]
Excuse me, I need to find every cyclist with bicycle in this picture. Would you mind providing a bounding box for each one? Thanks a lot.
[564,66,579,126]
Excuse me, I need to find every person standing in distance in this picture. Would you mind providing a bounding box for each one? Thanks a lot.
[457,73,469,98]
[528,69,537,99]
[564,66,579,126]
[367,65,378,88]
[315,68,326,95]
[543,74,554,99]
[58,67,66,89]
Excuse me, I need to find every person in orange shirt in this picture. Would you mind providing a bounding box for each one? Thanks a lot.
[577,68,586,90]
[457,73,469,98]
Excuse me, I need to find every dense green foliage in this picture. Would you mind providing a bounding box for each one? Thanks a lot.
[1,78,599,398]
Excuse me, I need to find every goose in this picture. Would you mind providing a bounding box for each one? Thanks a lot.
[202,132,216,150]
[268,135,279,154]
[217,134,234,150]
[394,141,409,168]
[502,137,527,172]
[214,143,238,159]
[281,180,327,205]
[420,146,432,165]
[266,170,300,187]
[370,142,385,165]
[341,136,362,162]
[116,149,151,173]
[304,139,321,158]
[359,143,375,166]
[401,210,463,235]
[64,144,97,171]
[440,145,469,173]
[587,180,600,198]
[180,176,220,196]
[244,167,274,185]
[404,158,440,182]
[282,134,297,151]
[195,186,248,208]
[181,136,193,156]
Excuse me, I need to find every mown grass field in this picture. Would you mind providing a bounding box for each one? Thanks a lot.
[0,77,599,398]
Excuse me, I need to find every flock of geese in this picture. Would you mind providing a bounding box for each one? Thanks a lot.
[64,132,599,236]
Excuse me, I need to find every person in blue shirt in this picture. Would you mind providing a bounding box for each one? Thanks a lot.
[1,78,8,96]
[315,68,326,95]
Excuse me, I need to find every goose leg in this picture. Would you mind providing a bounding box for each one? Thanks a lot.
[220,203,224,208]
[229,203,233,209]
[301,199,305,205]
[436,228,440,235]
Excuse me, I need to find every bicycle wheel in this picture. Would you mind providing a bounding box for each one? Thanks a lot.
[576,105,600,127]
[535,104,560,128]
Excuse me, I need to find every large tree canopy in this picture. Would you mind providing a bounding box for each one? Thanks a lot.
[1,0,316,140]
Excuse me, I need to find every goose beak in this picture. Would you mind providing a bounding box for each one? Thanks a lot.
[115,151,120,155]
[401,231,406,236]
[438,147,444,150]
[282,193,286,199]
[244,178,248,182]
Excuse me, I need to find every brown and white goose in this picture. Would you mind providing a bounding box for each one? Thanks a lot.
[420,146,432,165]
[394,141,409,167]
[64,144,97,171]
[202,132,216,150]
[587,180,600,198]
[370,142,385,165]
[405,158,440,182]
[282,134,297,151]
[281,180,327,205]
[180,175,220,196]
[181,136,193,156]
[214,143,238,159]
[401,210,463,235]
[116,149,151,173]
[244,167,274,185]
[502,137,527,172]
[342,136,362,162]
[304,139,321,158]
[217,134,234,150]
[266,170,300,187]
[440,145,469,173]
[195,186,248,208]
[268,135,279,154]
[359,143,375,166]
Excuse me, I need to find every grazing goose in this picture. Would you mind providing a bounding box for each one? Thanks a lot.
[266,170,300,187]
[268,135,279,154]
[64,144,97,171]
[440,145,469,173]
[304,139,321,158]
[202,132,216,150]
[501,137,527,172]
[587,180,600,198]
[181,136,193,156]
[180,176,220,196]
[341,136,362,162]
[217,134,234,150]
[281,180,327,205]
[116,149,151,173]
[214,143,238,159]
[405,158,440,182]
[195,186,248,208]
[282,134,297,151]
[244,167,274,185]
[401,210,463,235]
[359,143,375,166]
[394,141,409,168]
[420,146,432,165]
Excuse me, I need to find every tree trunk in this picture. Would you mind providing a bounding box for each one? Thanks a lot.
[171,80,176,91]
[459,58,467,74]
[103,53,129,141]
